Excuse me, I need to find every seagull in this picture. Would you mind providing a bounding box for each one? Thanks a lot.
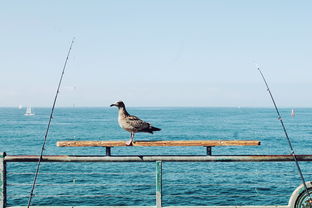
[110,101,161,145]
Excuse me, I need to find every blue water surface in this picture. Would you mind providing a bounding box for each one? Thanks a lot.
[0,107,312,206]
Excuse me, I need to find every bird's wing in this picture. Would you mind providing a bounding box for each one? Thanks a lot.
[126,115,150,131]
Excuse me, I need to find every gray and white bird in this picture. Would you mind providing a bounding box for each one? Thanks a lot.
[110,101,161,145]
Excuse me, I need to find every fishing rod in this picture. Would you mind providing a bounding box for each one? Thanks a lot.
[257,67,312,206]
[27,38,75,208]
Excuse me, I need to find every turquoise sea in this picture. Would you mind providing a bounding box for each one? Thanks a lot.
[1,107,312,206]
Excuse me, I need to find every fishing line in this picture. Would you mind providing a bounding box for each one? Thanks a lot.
[257,66,312,206]
[27,38,75,208]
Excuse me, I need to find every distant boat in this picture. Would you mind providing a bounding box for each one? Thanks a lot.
[18,104,23,109]
[291,109,295,117]
[24,106,35,116]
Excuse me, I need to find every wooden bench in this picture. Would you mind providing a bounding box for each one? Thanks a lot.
[57,140,261,156]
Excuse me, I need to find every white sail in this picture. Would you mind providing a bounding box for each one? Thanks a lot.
[291,109,295,117]
[24,106,35,116]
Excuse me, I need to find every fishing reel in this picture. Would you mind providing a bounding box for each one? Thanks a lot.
[289,181,312,208]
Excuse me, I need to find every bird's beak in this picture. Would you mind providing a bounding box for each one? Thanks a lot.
[110,103,117,107]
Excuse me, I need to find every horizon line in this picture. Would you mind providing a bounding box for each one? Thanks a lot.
[0,105,310,108]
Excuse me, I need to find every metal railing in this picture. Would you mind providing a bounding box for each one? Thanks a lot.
[2,152,312,208]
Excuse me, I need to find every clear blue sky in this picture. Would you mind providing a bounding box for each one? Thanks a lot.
[1,1,311,107]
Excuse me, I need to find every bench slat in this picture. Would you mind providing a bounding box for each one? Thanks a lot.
[57,140,260,147]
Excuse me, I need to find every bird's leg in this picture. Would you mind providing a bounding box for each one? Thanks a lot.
[126,132,134,146]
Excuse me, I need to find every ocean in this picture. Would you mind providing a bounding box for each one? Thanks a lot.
[1,107,312,206]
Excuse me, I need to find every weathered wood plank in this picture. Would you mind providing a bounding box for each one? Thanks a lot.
[5,155,312,163]
[0,152,6,208]
[5,206,290,208]
[56,140,260,147]
[156,161,162,208]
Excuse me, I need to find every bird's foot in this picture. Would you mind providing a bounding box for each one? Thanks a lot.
[125,140,133,146]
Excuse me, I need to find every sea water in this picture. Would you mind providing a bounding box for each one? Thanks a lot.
[1,107,312,206]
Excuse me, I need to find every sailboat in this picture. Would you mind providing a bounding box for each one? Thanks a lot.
[291,109,295,117]
[24,105,35,116]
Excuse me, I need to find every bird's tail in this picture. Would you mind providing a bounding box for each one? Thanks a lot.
[143,125,161,134]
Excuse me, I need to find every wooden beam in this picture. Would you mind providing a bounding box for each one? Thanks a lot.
[155,161,162,208]
[56,140,260,147]
[0,152,6,208]
[4,155,312,163]
[5,206,290,208]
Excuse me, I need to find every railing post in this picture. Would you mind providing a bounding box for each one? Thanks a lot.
[156,161,162,208]
[105,147,111,156]
[206,146,212,156]
[0,152,6,208]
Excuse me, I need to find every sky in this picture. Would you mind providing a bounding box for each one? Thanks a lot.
[1,1,312,107]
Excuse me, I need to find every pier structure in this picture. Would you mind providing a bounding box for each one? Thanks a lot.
[1,140,312,208]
